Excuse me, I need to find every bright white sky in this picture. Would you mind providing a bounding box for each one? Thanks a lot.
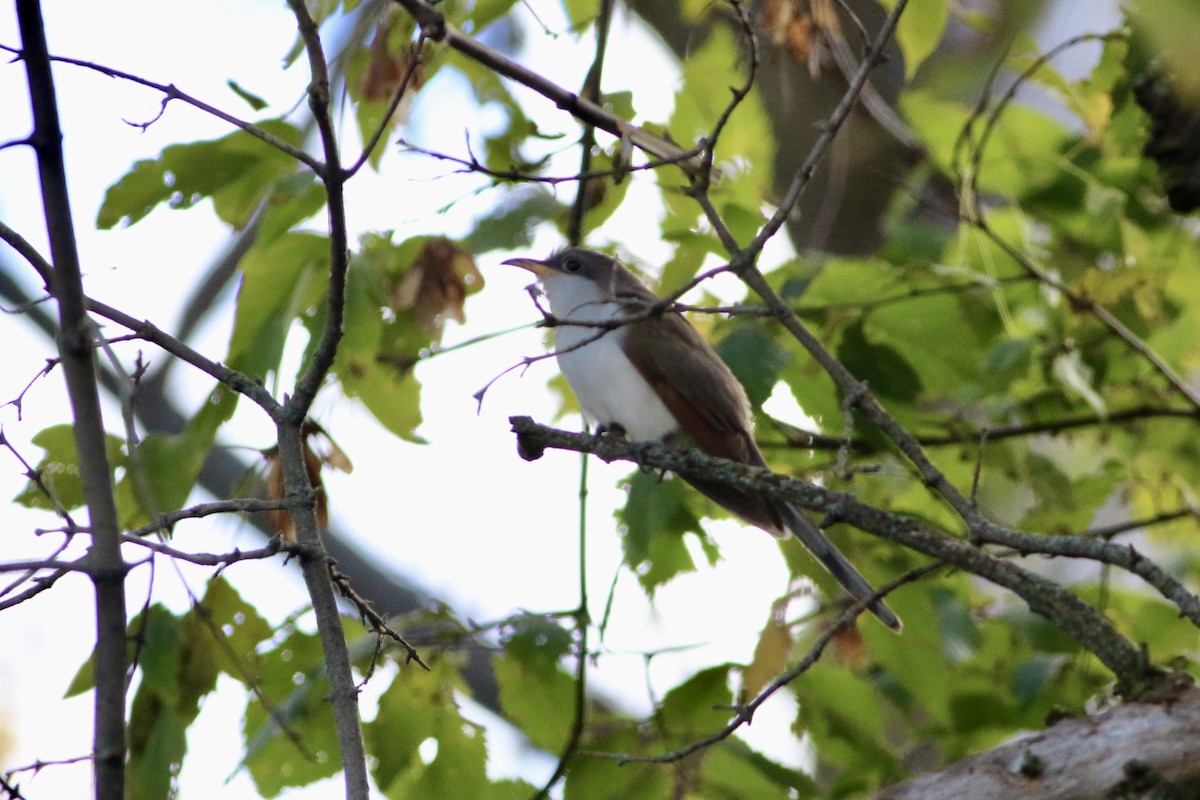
[0,1,1119,797]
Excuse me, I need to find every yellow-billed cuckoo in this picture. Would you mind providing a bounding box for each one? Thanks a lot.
[503,248,900,630]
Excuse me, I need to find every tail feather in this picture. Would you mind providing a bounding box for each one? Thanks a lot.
[775,501,902,631]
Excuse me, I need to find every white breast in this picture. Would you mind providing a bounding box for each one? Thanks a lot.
[541,274,679,442]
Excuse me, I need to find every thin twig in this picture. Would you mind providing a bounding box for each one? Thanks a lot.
[388,0,704,174]
[398,138,704,186]
[530,440,594,800]
[565,0,614,246]
[0,43,322,172]
[588,562,946,764]
[344,35,429,178]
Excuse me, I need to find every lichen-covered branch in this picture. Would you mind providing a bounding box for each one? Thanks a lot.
[510,417,1158,693]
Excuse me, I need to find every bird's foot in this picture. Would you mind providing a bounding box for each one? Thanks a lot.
[594,422,627,439]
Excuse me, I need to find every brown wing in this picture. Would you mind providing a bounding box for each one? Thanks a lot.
[622,310,758,463]
[619,308,787,531]
[621,304,901,629]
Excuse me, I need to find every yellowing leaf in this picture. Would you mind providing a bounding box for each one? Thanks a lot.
[881,0,949,80]
[740,601,793,703]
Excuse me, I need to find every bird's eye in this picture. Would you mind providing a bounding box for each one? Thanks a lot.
[562,257,582,273]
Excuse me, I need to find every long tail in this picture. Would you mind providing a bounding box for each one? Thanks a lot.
[775,501,902,631]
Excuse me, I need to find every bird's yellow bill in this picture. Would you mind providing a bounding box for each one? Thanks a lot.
[500,256,554,277]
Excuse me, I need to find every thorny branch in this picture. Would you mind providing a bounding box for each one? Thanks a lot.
[328,562,430,670]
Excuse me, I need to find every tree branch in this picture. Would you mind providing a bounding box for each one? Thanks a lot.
[16,2,128,795]
[509,417,1158,693]
[873,684,1200,800]
[277,4,369,797]
[389,0,705,174]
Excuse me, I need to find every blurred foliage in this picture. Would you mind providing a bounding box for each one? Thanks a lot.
[11,1,1200,798]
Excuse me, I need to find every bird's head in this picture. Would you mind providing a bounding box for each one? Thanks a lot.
[502,248,640,312]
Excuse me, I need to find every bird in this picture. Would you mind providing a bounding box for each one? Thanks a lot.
[502,247,900,630]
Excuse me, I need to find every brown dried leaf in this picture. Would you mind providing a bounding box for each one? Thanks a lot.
[761,0,843,79]
[362,16,426,123]
[261,420,349,540]
[830,623,866,666]
[392,238,482,344]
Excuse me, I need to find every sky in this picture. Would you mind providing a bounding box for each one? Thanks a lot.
[0,0,1121,797]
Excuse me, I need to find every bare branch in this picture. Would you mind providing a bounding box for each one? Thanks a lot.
[0,557,91,574]
[285,0,348,421]
[85,296,282,417]
[873,684,1200,800]
[118,535,285,567]
[124,497,300,539]
[398,137,705,186]
[15,4,128,793]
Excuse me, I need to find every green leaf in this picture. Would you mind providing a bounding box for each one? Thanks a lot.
[97,119,303,229]
[617,471,708,594]
[793,662,903,782]
[658,230,725,294]
[15,425,126,512]
[127,606,187,800]
[493,653,576,751]
[715,322,792,408]
[128,706,188,800]
[560,0,596,29]
[462,186,566,254]
[229,232,329,379]
[198,577,275,683]
[502,613,574,672]
[256,172,327,244]
[836,319,923,403]
[668,25,775,215]
[697,743,812,799]
[881,0,949,79]
[658,664,733,742]
[227,79,268,111]
[1011,655,1066,708]
[565,150,630,239]
[365,661,489,799]
[564,726,671,800]
[243,627,341,796]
